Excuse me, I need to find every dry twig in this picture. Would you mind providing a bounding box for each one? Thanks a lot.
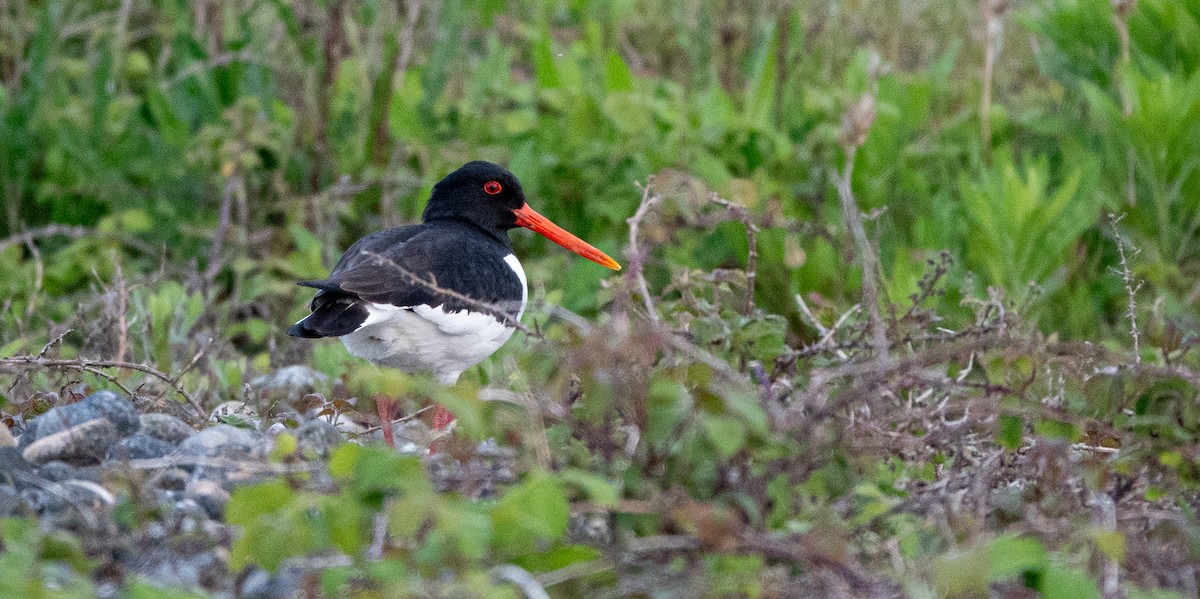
[0,224,90,254]
[1108,213,1142,361]
[709,193,758,315]
[0,355,207,421]
[980,0,1009,161]
[1112,0,1137,206]
[359,251,542,338]
[835,92,890,363]
[625,179,663,323]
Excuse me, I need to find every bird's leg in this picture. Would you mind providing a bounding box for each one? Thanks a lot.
[432,406,455,431]
[375,396,397,448]
[428,406,455,455]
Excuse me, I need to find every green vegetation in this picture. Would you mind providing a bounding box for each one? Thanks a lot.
[2,0,1200,596]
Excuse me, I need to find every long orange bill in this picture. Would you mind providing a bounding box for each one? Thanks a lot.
[513,204,622,270]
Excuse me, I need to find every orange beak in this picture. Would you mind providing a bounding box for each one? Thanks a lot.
[513,204,621,270]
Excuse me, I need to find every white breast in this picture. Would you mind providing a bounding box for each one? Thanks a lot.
[339,254,527,385]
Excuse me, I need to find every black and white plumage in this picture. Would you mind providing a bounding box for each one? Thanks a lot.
[287,161,619,389]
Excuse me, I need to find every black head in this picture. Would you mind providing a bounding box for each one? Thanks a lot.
[421,161,622,270]
[422,161,526,233]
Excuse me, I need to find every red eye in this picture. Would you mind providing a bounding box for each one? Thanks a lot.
[483,181,503,195]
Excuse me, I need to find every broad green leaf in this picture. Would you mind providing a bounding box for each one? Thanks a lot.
[226,480,295,525]
[985,535,1048,580]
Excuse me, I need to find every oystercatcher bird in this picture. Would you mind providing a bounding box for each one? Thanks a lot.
[287,161,620,446]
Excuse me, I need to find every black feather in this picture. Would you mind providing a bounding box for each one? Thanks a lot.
[286,293,370,338]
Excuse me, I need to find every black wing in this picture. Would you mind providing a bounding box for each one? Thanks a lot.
[286,223,522,338]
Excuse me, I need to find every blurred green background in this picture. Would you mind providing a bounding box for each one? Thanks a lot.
[2,0,1197,350]
[3,0,1200,596]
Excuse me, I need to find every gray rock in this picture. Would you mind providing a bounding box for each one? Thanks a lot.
[251,365,327,401]
[33,480,112,533]
[185,479,230,520]
[177,424,271,459]
[128,548,225,594]
[0,421,16,447]
[31,459,103,485]
[150,468,190,492]
[19,391,139,449]
[0,485,27,517]
[295,419,341,458]
[35,460,77,482]
[106,433,175,461]
[22,418,119,465]
[241,567,302,599]
[0,446,31,487]
[138,413,195,444]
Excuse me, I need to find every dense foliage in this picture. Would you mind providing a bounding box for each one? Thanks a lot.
[2,0,1200,597]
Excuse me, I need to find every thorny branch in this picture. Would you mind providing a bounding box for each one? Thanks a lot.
[0,356,207,421]
[835,91,890,364]
[1112,0,1137,206]
[359,251,543,338]
[980,0,1008,162]
[626,179,663,324]
[1108,213,1142,361]
[709,193,758,315]
[0,224,90,254]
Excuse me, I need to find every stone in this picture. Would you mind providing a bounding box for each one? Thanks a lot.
[22,418,119,465]
[0,446,30,487]
[106,433,176,461]
[150,468,190,492]
[295,419,341,458]
[0,421,16,447]
[138,413,195,444]
[186,479,230,520]
[35,460,76,482]
[251,365,327,401]
[177,424,271,459]
[0,485,27,517]
[19,390,139,449]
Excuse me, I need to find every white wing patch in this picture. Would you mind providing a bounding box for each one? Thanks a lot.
[503,254,528,321]
[412,304,506,336]
[360,302,407,328]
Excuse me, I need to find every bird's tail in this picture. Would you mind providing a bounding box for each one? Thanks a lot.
[287,293,368,338]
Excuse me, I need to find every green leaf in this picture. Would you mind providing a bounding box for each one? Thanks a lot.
[269,432,297,462]
[491,472,569,557]
[998,415,1023,450]
[1038,566,1099,599]
[226,480,294,525]
[533,35,561,89]
[559,469,618,507]
[985,535,1048,580]
[701,414,747,458]
[604,50,634,92]
[646,378,693,447]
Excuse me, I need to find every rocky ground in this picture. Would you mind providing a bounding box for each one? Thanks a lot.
[0,373,518,597]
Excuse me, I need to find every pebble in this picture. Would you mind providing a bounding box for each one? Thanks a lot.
[138,413,195,444]
[106,433,176,461]
[186,479,230,520]
[0,485,27,517]
[22,418,120,465]
[177,424,272,459]
[150,468,190,492]
[36,460,77,482]
[0,421,16,447]
[18,390,139,449]
[251,365,327,401]
[295,419,341,458]
[0,446,31,487]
